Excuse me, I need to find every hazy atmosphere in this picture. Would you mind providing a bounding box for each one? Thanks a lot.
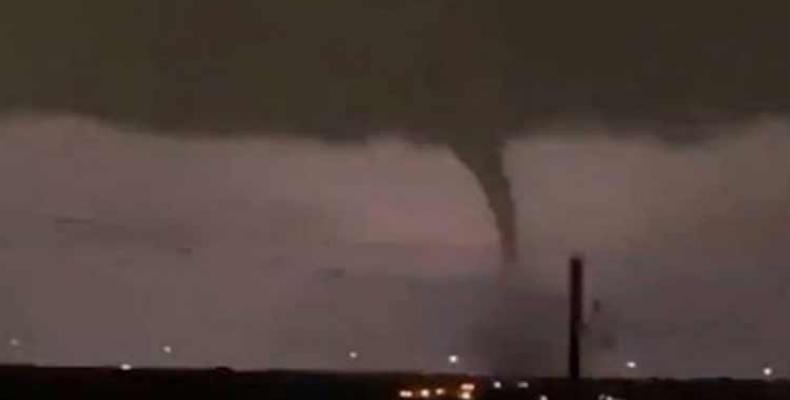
[3,114,790,377]
[2,1,790,387]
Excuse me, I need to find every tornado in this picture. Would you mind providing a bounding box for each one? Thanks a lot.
[449,137,517,270]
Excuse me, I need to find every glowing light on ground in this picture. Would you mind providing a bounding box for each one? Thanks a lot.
[764,367,774,377]
[626,361,637,369]
[348,351,358,360]
[162,345,173,354]
[457,382,475,399]
[119,363,132,371]
[399,389,414,398]
[598,395,626,400]
[492,380,502,389]
[517,381,529,389]
[419,388,431,398]
[448,355,459,364]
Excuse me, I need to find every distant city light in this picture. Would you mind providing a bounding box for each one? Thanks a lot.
[162,345,173,354]
[399,389,414,398]
[492,380,502,389]
[448,355,459,364]
[8,338,20,347]
[763,367,774,377]
[120,363,132,371]
[517,381,529,389]
[460,383,475,392]
[458,392,472,400]
[539,395,549,400]
[419,388,431,398]
[434,388,446,396]
[348,351,358,360]
[626,361,637,369]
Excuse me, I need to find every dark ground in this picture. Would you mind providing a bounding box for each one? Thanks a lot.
[1,365,788,399]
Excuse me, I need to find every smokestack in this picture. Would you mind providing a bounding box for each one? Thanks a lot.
[449,137,517,270]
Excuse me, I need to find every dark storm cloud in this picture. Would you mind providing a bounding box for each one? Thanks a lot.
[4,2,789,128]
[3,2,788,264]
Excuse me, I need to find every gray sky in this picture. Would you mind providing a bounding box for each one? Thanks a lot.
[2,113,790,377]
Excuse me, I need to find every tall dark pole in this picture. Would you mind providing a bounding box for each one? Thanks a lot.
[569,255,584,380]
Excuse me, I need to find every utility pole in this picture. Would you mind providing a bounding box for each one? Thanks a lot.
[569,255,584,380]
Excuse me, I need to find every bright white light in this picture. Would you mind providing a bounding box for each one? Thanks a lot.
[763,367,774,377]
[626,361,637,369]
[458,392,472,400]
[448,355,459,364]
[8,338,20,347]
[120,363,132,371]
[434,388,446,396]
[348,351,358,360]
[419,388,431,398]
[539,395,549,400]
[517,381,529,389]
[460,383,475,392]
[492,381,502,389]
[162,345,173,354]
[399,390,414,398]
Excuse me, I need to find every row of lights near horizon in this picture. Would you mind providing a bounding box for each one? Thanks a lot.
[399,381,538,399]
[115,356,780,381]
[399,382,478,399]
[5,339,780,379]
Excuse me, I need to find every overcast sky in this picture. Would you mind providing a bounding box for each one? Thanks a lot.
[2,113,790,377]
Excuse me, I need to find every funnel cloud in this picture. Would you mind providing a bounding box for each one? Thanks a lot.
[3,115,790,376]
[3,2,790,268]
[449,137,517,266]
[3,2,790,376]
